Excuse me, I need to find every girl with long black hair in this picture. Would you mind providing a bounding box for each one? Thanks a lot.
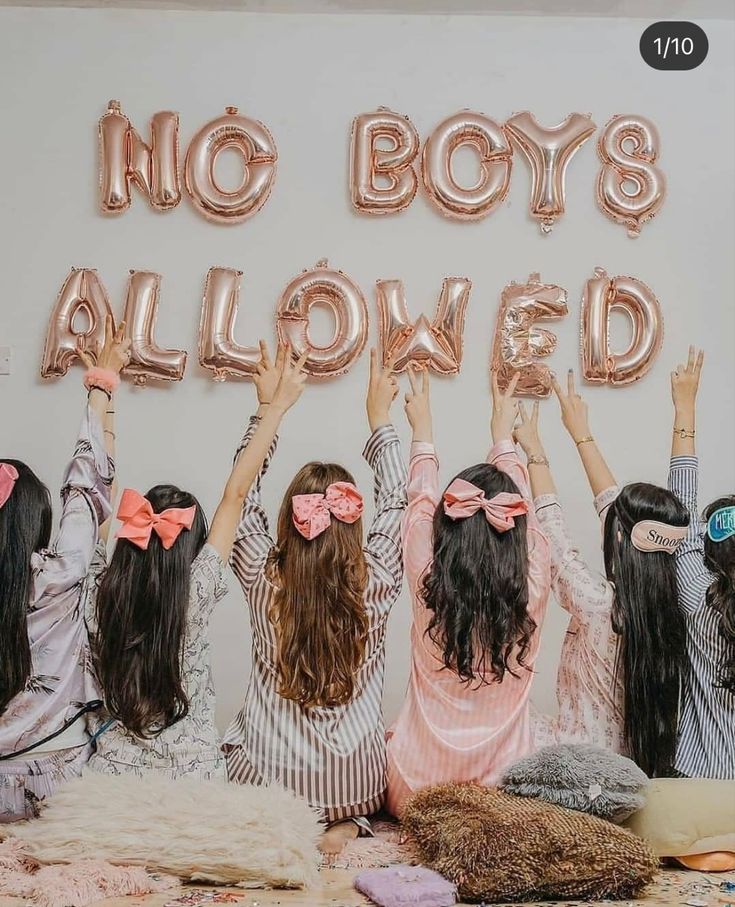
[515,370,689,777]
[86,345,306,780]
[668,347,734,780]
[385,368,551,816]
[0,319,129,820]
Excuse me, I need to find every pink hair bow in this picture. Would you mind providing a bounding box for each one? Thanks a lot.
[115,488,196,551]
[443,478,528,533]
[0,463,19,509]
[292,482,364,541]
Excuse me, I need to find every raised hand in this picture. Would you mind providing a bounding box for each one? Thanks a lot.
[253,339,282,405]
[514,400,543,457]
[367,348,399,431]
[79,316,131,374]
[671,345,704,413]
[271,345,308,414]
[404,365,432,442]
[552,370,591,443]
[491,369,520,442]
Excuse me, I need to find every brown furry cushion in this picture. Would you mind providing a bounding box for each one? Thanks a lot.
[402,783,658,903]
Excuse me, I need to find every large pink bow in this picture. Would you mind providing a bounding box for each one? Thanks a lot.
[292,482,364,541]
[0,463,19,509]
[115,488,196,551]
[443,478,528,532]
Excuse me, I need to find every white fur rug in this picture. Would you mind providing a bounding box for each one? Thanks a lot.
[3,773,321,889]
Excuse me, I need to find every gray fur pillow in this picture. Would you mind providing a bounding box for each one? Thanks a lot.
[501,744,648,822]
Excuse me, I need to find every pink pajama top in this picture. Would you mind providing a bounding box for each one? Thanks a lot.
[531,488,626,756]
[385,440,551,816]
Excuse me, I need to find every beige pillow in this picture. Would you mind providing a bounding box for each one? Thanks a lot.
[624,778,735,857]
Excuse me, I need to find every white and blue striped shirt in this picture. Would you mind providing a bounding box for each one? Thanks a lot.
[668,456,735,779]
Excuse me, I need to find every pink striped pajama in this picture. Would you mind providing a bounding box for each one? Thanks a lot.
[223,419,407,823]
[385,440,550,816]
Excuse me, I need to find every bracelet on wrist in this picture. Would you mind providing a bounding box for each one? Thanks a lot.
[575,436,594,446]
[87,385,112,402]
[673,427,695,439]
[527,454,549,467]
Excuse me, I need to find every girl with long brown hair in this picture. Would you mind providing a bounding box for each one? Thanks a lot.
[223,344,407,856]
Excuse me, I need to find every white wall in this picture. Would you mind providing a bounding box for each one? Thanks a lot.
[1,7,734,732]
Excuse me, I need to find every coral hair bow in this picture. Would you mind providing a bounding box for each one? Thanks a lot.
[115,488,196,551]
[0,463,19,509]
[292,482,364,541]
[443,478,528,533]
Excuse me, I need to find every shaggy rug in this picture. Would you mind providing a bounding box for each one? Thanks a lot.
[3,773,321,889]
[401,782,659,903]
[0,838,178,907]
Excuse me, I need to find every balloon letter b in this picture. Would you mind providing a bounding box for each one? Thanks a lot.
[350,109,419,215]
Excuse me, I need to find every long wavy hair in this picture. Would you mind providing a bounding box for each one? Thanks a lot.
[0,460,52,714]
[92,485,207,738]
[703,495,735,692]
[268,462,369,710]
[421,463,534,685]
[603,482,689,777]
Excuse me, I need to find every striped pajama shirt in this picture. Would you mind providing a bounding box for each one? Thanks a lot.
[668,456,735,779]
[223,419,407,822]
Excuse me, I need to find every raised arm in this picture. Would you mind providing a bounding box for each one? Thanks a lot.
[362,349,407,585]
[515,397,613,619]
[37,320,129,596]
[489,370,536,501]
[208,344,307,564]
[79,317,129,544]
[668,347,711,612]
[552,369,616,499]
[670,345,703,459]
[401,367,438,595]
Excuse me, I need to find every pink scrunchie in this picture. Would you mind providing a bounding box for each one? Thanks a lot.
[84,367,120,394]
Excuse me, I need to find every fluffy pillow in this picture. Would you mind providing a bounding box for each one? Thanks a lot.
[402,783,658,903]
[624,777,735,857]
[5,773,321,889]
[354,865,457,907]
[501,743,649,822]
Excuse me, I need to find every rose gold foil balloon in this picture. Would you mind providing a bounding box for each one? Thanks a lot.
[596,114,666,238]
[421,111,512,220]
[491,272,569,397]
[505,111,596,233]
[376,277,471,374]
[98,100,181,213]
[122,271,187,385]
[350,109,419,215]
[184,106,277,224]
[276,260,368,378]
[41,268,115,378]
[199,267,261,381]
[581,267,663,385]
